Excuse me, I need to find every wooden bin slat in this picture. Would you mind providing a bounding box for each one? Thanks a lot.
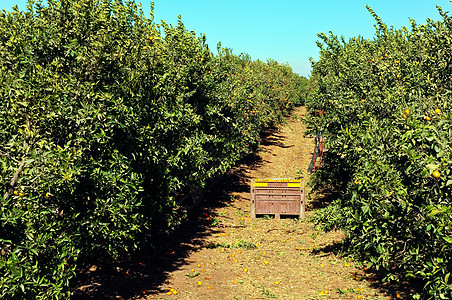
[255,196,301,201]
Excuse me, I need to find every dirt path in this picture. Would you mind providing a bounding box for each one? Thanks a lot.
[141,107,395,300]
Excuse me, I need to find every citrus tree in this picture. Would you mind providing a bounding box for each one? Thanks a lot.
[0,0,305,297]
[307,6,452,299]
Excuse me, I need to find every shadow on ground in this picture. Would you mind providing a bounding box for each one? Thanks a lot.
[308,187,424,299]
[312,238,424,299]
[71,126,284,299]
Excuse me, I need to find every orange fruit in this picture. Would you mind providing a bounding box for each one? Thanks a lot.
[361,99,365,103]
[404,109,410,115]
[435,108,441,114]
[432,170,440,178]
[354,180,359,185]
[425,116,431,121]
[402,114,408,119]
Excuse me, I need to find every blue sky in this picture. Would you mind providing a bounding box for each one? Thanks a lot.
[1,0,451,77]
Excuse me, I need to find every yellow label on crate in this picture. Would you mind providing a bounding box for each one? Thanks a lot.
[287,183,301,187]
[253,182,269,187]
[255,178,302,183]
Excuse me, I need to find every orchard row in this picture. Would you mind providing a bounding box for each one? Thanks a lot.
[0,0,306,298]
[307,6,451,299]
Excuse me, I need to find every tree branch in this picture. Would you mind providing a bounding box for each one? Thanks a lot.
[3,156,27,200]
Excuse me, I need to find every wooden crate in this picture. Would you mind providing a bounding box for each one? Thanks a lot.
[250,178,305,219]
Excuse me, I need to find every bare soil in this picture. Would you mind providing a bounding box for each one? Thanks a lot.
[74,106,407,300]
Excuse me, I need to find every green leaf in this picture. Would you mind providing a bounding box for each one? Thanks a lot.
[8,264,19,277]
[443,236,452,244]
[429,209,440,217]
[426,163,439,173]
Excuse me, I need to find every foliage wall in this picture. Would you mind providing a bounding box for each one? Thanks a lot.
[307,6,451,299]
[0,0,305,298]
